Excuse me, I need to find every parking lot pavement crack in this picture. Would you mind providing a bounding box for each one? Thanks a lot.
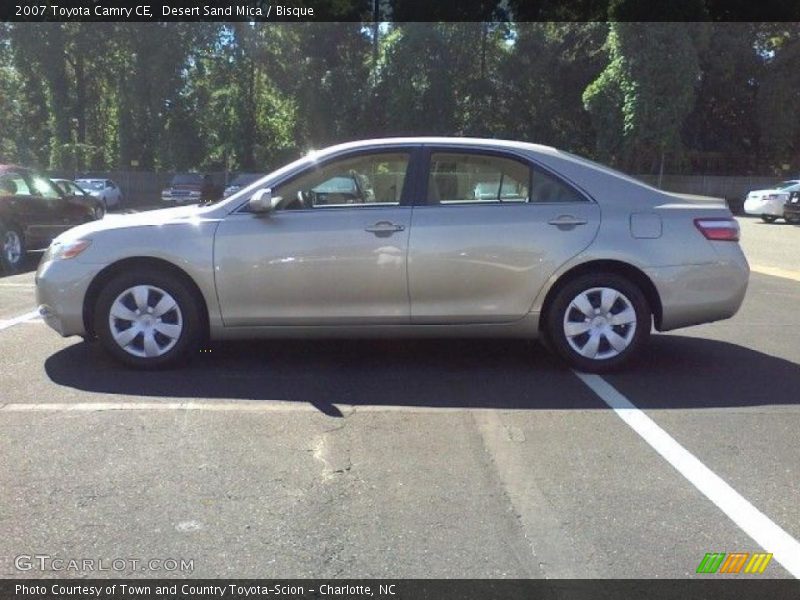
[472,410,599,579]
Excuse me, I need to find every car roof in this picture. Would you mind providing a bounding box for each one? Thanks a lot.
[311,137,557,156]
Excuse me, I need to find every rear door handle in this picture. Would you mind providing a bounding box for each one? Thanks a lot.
[548,215,588,228]
[365,221,405,236]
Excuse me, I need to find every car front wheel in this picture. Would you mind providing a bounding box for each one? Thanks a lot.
[94,268,202,369]
[0,225,25,273]
[545,273,651,372]
[761,215,778,223]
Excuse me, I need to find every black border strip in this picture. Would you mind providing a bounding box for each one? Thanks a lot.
[3,579,800,600]
[3,0,800,22]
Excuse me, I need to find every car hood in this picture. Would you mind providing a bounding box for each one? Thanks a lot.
[55,205,215,242]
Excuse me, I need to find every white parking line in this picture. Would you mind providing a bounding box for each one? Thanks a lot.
[750,264,800,283]
[575,371,800,579]
[0,310,41,331]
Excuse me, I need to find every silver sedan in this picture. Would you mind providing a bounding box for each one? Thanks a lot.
[36,138,749,371]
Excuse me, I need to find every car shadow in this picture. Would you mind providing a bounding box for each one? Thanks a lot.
[44,335,800,414]
[0,252,40,279]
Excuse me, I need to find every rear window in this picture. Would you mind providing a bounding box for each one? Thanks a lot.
[231,174,263,186]
[172,174,203,186]
[77,180,105,190]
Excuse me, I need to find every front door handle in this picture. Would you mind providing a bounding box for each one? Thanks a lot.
[548,215,588,228]
[365,221,405,236]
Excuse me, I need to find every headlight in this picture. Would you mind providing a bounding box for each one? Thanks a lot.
[46,239,92,261]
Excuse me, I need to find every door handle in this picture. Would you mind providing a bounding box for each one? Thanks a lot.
[365,221,405,236]
[548,215,588,228]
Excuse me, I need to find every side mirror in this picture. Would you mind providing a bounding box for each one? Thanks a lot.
[249,188,281,214]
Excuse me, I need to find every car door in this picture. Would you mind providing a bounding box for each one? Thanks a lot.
[407,146,601,324]
[213,147,419,326]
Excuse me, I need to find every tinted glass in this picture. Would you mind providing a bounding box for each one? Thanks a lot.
[0,173,32,196]
[172,174,203,186]
[31,176,62,199]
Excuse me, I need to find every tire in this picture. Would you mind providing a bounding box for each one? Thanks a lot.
[94,203,105,220]
[0,224,25,274]
[94,268,202,369]
[785,214,800,225]
[544,272,651,373]
[761,215,778,223]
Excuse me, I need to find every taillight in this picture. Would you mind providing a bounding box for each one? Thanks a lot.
[694,218,740,242]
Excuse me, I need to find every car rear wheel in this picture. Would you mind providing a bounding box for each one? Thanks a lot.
[761,215,778,223]
[94,268,202,369]
[94,203,105,219]
[545,273,651,372]
[0,225,25,273]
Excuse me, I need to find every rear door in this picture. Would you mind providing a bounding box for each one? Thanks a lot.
[407,146,600,323]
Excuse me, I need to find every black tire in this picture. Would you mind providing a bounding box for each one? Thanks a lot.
[761,215,778,223]
[94,267,202,369]
[94,203,105,220]
[0,223,26,274]
[544,272,651,373]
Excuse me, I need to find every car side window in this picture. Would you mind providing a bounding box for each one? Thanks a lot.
[30,175,62,200]
[426,152,586,205]
[0,173,32,197]
[530,167,586,203]
[427,153,530,204]
[274,152,410,210]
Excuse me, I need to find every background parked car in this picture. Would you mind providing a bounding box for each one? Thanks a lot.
[783,190,800,224]
[223,173,266,198]
[74,178,123,209]
[743,180,800,223]
[162,173,222,204]
[1,165,97,273]
[52,179,105,219]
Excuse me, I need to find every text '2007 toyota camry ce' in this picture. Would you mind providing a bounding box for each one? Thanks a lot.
[36,138,749,372]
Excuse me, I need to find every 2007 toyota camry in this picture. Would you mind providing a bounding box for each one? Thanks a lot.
[35,138,749,371]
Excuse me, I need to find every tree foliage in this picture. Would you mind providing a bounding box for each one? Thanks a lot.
[1,21,798,175]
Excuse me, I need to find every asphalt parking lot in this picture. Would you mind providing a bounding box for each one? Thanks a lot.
[1,214,799,579]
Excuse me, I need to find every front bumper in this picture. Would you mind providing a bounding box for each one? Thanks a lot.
[35,256,99,337]
[744,196,785,217]
[783,201,800,219]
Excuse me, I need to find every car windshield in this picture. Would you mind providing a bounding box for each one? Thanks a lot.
[77,180,105,190]
[776,181,800,190]
[230,174,262,186]
[172,174,203,186]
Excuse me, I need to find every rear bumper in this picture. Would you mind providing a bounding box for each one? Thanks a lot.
[744,196,784,217]
[645,247,749,331]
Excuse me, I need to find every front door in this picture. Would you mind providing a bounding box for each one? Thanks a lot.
[214,149,416,326]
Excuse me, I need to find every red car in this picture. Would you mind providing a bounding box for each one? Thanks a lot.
[0,165,97,273]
